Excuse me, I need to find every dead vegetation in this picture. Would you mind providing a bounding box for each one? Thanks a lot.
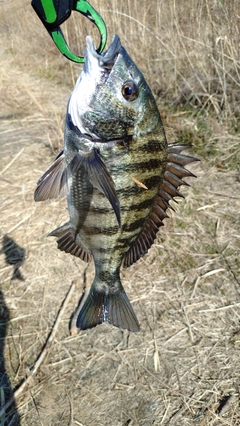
[0,0,239,425]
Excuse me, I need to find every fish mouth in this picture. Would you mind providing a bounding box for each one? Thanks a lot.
[85,34,122,71]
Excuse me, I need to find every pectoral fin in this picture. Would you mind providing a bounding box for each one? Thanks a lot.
[34,151,68,201]
[71,149,121,228]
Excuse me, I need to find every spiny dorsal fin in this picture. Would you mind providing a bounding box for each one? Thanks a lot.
[49,223,92,263]
[34,151,68,201]
[123,144,198,267]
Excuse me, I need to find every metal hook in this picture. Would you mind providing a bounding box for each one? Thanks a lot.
[31,0,107,62]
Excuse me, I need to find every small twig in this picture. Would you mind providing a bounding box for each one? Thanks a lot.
[0,280,76,417]
[132,177,148,189]
[0,147,25,176]
[199,302,240,313]
[182,304,194,343]
[70,288,89,336]
[8,216,31,234]
[70,263,92,336]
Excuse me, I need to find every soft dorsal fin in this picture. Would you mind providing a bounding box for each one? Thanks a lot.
[123,144,197,268]
[34,151,68,201]
[49,223,92,263]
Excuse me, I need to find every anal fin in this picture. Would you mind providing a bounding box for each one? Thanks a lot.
[49,223,91,263]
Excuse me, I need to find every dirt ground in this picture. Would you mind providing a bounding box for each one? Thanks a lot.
[0,2,240,425]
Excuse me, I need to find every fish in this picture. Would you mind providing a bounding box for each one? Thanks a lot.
[34,34,197,332]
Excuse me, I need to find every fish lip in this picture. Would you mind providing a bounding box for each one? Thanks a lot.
[85,34,121,69]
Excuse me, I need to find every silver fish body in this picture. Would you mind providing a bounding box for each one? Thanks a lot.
[35,35,196,332]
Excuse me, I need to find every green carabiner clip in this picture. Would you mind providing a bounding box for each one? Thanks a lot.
[31,0,107,63]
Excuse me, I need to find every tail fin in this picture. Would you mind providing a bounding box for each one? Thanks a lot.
[76,284,140,332]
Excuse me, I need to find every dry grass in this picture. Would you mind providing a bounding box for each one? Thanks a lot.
[0,0,240,425]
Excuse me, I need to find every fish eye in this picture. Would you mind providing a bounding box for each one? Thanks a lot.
[122,81,138,101]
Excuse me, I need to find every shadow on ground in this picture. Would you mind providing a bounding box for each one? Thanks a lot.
[0,237,22,425]
[0,291,20,425]
[1,236,25,282]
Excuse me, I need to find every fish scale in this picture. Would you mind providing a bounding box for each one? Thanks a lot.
[35,34,197,332]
